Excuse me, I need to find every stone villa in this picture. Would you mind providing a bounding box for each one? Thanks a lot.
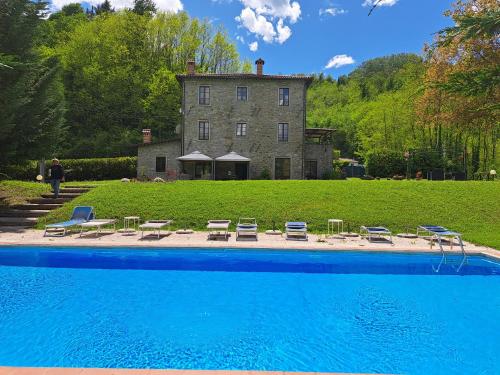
[137,59,333,180]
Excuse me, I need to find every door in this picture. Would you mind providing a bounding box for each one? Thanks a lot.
[235,162,248,180]
[275,158,291,180]
[305,160,318,179]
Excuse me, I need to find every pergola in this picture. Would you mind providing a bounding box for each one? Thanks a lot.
[215,152,251,180]
[177,151,213,179]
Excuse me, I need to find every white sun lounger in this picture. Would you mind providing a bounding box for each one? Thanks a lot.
[207,220,231,240]
[139,220,173,239]
[79,219,117,237]
[236,218,258,240]
[360,226,393,242]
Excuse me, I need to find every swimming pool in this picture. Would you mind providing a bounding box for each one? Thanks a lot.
[0,246,498,374]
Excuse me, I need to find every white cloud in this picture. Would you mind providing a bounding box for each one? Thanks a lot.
[235,0,301,45]
[236,7,276,42]
[362,0,398,7]
[324,54,355,69]
[236,35,245,43]
[249,41,259,51]
[276,19,291,43]
[241,0,301,23]
[50,0,183,12]
[319,7,347,17]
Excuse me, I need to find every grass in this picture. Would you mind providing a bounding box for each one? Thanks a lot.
[0,180,50,206]
[35,179,500,249]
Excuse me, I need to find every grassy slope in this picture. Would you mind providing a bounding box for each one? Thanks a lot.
[38,180,500,249]
[0,181,50,206]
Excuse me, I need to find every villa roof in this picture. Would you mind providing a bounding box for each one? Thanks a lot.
[176,73,313,83]
[215,151,251,162]
[177,151,213,161]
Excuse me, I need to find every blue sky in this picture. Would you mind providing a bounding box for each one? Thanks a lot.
[51,0,455,77]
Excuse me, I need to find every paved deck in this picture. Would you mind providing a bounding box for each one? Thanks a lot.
[0,368,374,375]
[0,228,497,259]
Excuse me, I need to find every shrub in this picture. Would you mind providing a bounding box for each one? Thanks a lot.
[259,168,271,180]
[2,157,137,181]
[365,151,406,177]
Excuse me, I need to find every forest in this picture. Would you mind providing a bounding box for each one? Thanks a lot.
[0,0,498,178]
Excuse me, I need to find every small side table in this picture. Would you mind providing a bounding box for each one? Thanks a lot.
[328,219,344,236]
[122,216,140,235]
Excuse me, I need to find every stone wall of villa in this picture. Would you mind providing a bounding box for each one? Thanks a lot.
[137,140,181,180]
[180,77,308,179]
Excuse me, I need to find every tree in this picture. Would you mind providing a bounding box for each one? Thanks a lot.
[0,0,66,167]
[133,0,156,15]
[417,0,499,174]
[91,0,114,16]
[142,68,180,139]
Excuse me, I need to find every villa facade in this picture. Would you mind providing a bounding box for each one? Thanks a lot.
[137,59,333,180]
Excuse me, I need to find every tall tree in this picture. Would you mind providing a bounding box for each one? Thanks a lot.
[416,0,499,174]
[133,0,156,15]
[0,0,66,167]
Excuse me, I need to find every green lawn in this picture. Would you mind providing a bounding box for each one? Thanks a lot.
[0,180,50,206]
[36,179,500,249]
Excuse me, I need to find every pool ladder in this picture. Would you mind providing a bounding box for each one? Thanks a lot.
[432,235,467,273]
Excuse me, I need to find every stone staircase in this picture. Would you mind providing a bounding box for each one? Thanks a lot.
[0,185,95,231]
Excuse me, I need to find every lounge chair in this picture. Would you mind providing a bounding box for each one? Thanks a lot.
[207,219,231,240]
[417,225,463,247]
[285,222,308,241]
[236,218,258,240]
[417,225,467,272]
[360,226,393,242]
[79,219,117,237]
[139,220,173,239]
[44,206,95,237]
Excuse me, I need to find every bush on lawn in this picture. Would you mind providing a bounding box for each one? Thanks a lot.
[366,150,448,178]
[2,157,137,181]
[366,151,406,178]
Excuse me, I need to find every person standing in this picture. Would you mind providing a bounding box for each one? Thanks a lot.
[49,158,64,199]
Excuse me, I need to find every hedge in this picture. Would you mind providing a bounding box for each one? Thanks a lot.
[365,150,446,178]
[1,157,137,181]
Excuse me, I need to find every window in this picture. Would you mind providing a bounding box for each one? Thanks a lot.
[236,123,247,137]
[199,86,210,105]
[155,156,166,173]
[237,86,248,101]
[198,121,209,140]
[275,158,291,180]
[279,88,289,106]
[305,160,318,179]
[278,123,289,142]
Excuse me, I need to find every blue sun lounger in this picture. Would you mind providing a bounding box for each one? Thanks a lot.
[417,225,467,272]
[285,222,308,241]
[360,226,393,242]
[44,206,95,237]
[236,218,258,240]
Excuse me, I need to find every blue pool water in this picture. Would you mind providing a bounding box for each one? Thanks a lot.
[0,246,499,375]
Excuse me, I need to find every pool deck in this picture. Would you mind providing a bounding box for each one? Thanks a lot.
[0,368,379,375]
[0,228,498,259]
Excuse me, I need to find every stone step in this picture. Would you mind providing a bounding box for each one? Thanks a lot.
[13,203,62,210]
[29,197,71,204]
[0,226,32,232]
[0,209,50,217]
[59,188,91,193]
[63,185,97,189]
[0,217,38,226]
[41,193,81,199]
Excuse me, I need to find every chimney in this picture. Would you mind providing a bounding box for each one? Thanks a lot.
[187,60,195,75]
[255,58,265,76]
[142,129,152,144]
